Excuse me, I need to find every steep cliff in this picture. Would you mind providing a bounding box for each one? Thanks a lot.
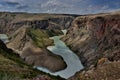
[62,12,120,80]
[0,12,74,35]
[70,61,120,80]
[63,12,120,67]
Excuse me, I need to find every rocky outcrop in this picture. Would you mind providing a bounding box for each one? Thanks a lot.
[11,20,49,29]
[0,12,74,36]
[12,16,73,30]
[62,13,120,67]
[22,47,67,72]
[69,61,120,80]
[48,17,73,29]
[6,26,67,72]
[62,12,120,79]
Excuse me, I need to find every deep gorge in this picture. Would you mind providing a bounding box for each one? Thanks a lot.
[0,11,120,80]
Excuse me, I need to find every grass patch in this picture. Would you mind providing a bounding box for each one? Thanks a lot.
[0,48,65,80]
[0,72,20,80]
[27,28,54,48]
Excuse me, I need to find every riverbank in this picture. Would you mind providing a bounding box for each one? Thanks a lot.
[36,30,84,79]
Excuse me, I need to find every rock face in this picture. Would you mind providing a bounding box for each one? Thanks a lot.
[62,12,120,67]
[12,20,49,29]
[48,17,73,29]
[22,47,67,72]
[62,12,120,79]
[0,12,74,35]
[70,61,120,80]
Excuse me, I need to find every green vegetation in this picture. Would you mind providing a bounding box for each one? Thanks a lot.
[0,48,39,79]
[0,45,65,80]
[27,28,64,48]
[0,72,21,80]
[27,28,54,48]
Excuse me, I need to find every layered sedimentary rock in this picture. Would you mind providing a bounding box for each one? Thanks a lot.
[62,12,120,80]
[63,12,120,67]
[48,17,73,29]
[0,12,74,35]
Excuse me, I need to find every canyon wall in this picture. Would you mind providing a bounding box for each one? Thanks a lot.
[0,12,74,35]
[62,12,120,80]
[63,12,120,67]
[0,12,75,72]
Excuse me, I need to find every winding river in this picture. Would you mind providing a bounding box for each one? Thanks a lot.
[36,30,83,79]
[0,30,83,79]
[0,32,83,79]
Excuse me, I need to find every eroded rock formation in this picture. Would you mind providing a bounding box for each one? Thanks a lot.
[0,12,75,72]
[63,13,120,67]
[0,12,74,35]
[62,12,120,80]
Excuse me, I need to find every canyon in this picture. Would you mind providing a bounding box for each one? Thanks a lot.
[36,30,83,79]
[0,11,120,80]
[62,11,120,80]
[0,12,75,72]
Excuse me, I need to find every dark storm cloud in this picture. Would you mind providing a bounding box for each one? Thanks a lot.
[0,1,20,7]
[5,1,19,6]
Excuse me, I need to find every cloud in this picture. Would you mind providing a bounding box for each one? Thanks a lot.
[16,5,29,10]
[40,0,74,13]
[0,0,20,8]
[2,0,23,2]
[0,4,3,8]
[5,1,19,6]
[0,0,120,14]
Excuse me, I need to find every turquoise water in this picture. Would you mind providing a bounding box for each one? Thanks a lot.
[36,30,84,79]
[0,34,9,43]
[0,33,83,79]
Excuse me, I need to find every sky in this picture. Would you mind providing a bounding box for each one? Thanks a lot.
[0,0,120,14]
